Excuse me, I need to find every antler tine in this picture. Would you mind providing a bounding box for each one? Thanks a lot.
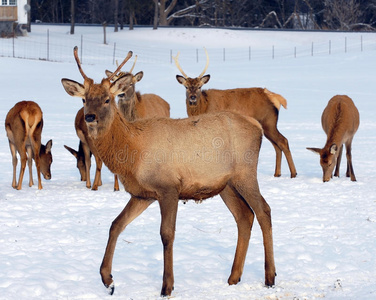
[73,46,88,80]
[108,51,133,81]
[198,47,209,78]
[172,51,188,78]
[129,55,138,74]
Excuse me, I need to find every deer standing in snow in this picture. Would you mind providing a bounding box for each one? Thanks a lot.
[5,101,53,190]
[174,49,297,178]
[307,95,359,182]
[61,47,276,297]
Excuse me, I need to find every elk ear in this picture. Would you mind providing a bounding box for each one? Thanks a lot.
[306,147,321,155]
[110,73,133,96]
[105,70,113,77]
[64,145,78,158]
[61,79,85,98]
[201,74,210,84]
[134,71,143,83]
[330,144,337,155]
[176,75,186,85]
[45,139,53,154]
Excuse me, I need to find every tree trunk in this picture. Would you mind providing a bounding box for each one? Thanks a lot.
[114,0,119,32]
[153,0,158,29]
[70,0,75,35]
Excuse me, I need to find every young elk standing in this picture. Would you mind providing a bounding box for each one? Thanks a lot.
[5,101,53,190]
[61,47,276,297]
[174,50,297,178]
[307,95,359,182]
[105,56,170,121]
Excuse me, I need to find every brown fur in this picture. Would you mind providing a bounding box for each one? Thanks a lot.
[176,75,297,178]
[61,52,276,296]
[64,107,119,191]
[307,95,360,182]
[5,101,53,190]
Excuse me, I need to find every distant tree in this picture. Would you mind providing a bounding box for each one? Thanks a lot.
[70,0,75,34]
[324,0,362,30]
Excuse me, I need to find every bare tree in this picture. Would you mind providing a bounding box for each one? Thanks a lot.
[324,0,362,30]
[114,0,119,32]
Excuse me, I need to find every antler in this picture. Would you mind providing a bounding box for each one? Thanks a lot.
[73,46,88,80]
[198,47,209,78]
[115,55,137,76]
[172,52,188,78]
[173,47,209,79]
[108,51,133,81]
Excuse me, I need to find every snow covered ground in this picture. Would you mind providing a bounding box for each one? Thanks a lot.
[0,25,375,299]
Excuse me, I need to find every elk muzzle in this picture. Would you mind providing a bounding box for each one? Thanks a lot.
[85,114,96,123]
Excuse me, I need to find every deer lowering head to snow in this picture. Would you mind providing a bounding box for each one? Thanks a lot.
[174,49,297,178]
[105,56,170,121]
[64,107,119,191]
[307,95,359,182]
[61,47,276,297]
[5,101,53,190]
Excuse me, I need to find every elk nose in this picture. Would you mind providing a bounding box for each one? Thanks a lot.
[190,95,196,101]
[85,114,96,123]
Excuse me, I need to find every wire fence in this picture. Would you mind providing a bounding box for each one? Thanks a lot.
[1,27,376,66]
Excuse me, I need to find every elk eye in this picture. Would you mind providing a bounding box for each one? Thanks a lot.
[105,98,110,104]
[82,98,86,104]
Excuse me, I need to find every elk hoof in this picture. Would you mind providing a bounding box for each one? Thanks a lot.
[104,281,115,295]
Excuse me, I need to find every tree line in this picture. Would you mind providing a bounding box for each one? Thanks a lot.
[30,0,376,32]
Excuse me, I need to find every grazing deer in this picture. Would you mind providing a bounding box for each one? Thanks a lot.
[105,56,170,121]
[174,49,297,178]
[64,107,120,191]
[61,47,276,297]
[5,101,53,190]
[307,95,359,182]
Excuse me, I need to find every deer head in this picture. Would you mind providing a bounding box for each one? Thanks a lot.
[174,48,210,106]
[61,47,133,138]
[307,144,338,182]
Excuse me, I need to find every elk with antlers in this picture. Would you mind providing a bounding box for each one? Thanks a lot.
[105,56,170,121]
[174,49,297,178]
[61,47,276,296]
[307,95,359,182]
[5,101,53,190]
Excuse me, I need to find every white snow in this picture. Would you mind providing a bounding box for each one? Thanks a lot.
[0,25,375,299]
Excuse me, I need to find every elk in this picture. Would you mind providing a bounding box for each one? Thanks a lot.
[105,56,170,121]
[5,101,53,190]
[174,50,297,178]
[64,107,119,191]
[61,47,276,297]
[307,95,359,182]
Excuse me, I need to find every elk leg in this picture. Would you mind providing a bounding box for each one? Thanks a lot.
[83,144,91,189]
[235,181,276,287]
[26,146,34,187]
[220,185,255,285]
[334,144,343,177]
[16,150,27,190]
[345,141,356,181]
[8,142,18,188]
[92,156,103,190]
[114,175,119,191]
[30,140,42,190]
[264,127,297,178]
[100,197,154,295]
[158,191,179,297]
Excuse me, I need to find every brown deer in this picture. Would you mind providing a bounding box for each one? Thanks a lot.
[61,47,276,297]
[105,56,170,121]
[307,95,359,182]
[5,101,53,190]
[64,107,120,191]
[174,50,297,178]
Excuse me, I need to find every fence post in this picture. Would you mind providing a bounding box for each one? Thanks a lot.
[249,46,251,61]
[80,35,83,63]
[329,40,331,55]
[294,46,296,58]
[47,29,49,61]
[113,42,116,65]
[170,49,172,64]
[345,37,347,53]
[12,34,15,58]
[311,42,313,56]
[272,45,274,59]
[361,35,363,52]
